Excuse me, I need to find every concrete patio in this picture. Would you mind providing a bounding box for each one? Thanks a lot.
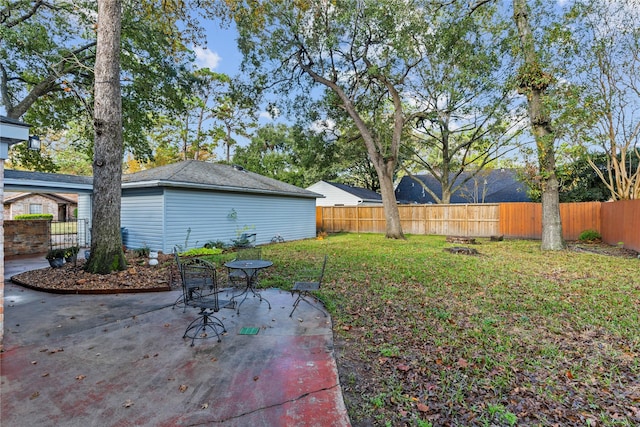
[1,256,351,426]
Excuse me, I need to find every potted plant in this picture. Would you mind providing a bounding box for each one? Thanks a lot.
[46,248,66,268]
[64,246,80,263]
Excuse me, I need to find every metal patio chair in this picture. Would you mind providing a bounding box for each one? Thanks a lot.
[289,255,328,318]
[181,258,227,346]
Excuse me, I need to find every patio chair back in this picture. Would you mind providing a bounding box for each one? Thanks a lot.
[289,255,328,318]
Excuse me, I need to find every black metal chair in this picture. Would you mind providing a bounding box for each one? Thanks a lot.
[180,258,227,346]
[173,251,220,311]
[289,255,328,318]
[171,250,186,311]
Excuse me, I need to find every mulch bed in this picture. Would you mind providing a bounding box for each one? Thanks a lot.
[10,253,177,294]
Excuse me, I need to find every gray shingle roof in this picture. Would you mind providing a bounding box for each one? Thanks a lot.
[327,182,382,202]
[395,169,531,204]
[122,160,321,199]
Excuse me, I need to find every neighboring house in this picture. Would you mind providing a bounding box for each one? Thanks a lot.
[120,160,322,253]
[306,181,382,206]
[3,192,78,221]
[395,169,531,204]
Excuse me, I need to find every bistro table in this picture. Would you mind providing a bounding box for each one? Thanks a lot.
[224,259,273,314]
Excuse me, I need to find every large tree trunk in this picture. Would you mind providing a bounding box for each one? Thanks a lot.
[85,0,127,274]
[299,62,405,239]
[513,0,565,250]
[372,153,404,239]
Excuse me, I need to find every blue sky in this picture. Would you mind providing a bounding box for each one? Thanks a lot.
[194,24,243,76]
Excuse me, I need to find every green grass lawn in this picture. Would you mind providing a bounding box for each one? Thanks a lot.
[248,233,639,426]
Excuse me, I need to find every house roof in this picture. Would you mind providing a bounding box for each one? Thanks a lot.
[325,182,382,203]
[4,170,93,193]
[121,160,322,199]
[3,192,78,204]
[395,169,530,204]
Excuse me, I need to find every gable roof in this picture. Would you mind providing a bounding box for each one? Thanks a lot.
[325,182,382,203]
[121,160,321,199]
[395,169,530,204]
[3,192,78,204]
[5,170,93,193]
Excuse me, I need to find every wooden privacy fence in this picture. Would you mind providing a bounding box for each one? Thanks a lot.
[317,204,501,237]
[499,202,601,241]
[316,200,640,251]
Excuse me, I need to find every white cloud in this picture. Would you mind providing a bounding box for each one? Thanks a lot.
[194,47,221,70]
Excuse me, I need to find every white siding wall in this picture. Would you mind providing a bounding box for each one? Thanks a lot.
[162,189,316,253]
[307,181,361,206]
[121,189,165,252]
[77,193,91,246]
[122,188,316,254]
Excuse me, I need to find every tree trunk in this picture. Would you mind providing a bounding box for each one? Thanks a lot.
[299,61,405,239]
[85,0,127,274]
[513,0,565,250]
[374,155,404,239]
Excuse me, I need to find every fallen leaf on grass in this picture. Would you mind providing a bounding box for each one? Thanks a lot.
[396,364,410,371]
[417,403,429,412]
[457,358,469,369]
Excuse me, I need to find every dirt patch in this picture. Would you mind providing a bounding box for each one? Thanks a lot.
[10,253,177,294]
[568,241,639,258]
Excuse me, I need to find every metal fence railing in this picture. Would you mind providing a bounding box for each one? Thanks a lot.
[49,219,88,251]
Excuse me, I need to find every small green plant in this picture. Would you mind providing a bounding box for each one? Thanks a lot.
[370,394,386,408]
[578,229,601,243]
[178,247,223,257]
[133,246,150,257]
[379,344,400,357]
[204,240,228,250]
[64,246,80,259]
[45,248,66,260]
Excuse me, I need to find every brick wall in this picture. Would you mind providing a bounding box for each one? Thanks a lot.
[4,194,74,220]
[3,220,50,258]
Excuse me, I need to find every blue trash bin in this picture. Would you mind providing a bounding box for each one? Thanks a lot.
[121,227,128,246]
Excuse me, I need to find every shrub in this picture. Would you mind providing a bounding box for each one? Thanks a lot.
[578,229,602,243]
[204,240,229,249]
[133,246,150,257]
[15,214,53,220]
[45,248,66,260]
[179,247,223,257]
[64,246,80,258]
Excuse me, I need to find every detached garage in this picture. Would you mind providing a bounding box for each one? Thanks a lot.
[120,160,321,253]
